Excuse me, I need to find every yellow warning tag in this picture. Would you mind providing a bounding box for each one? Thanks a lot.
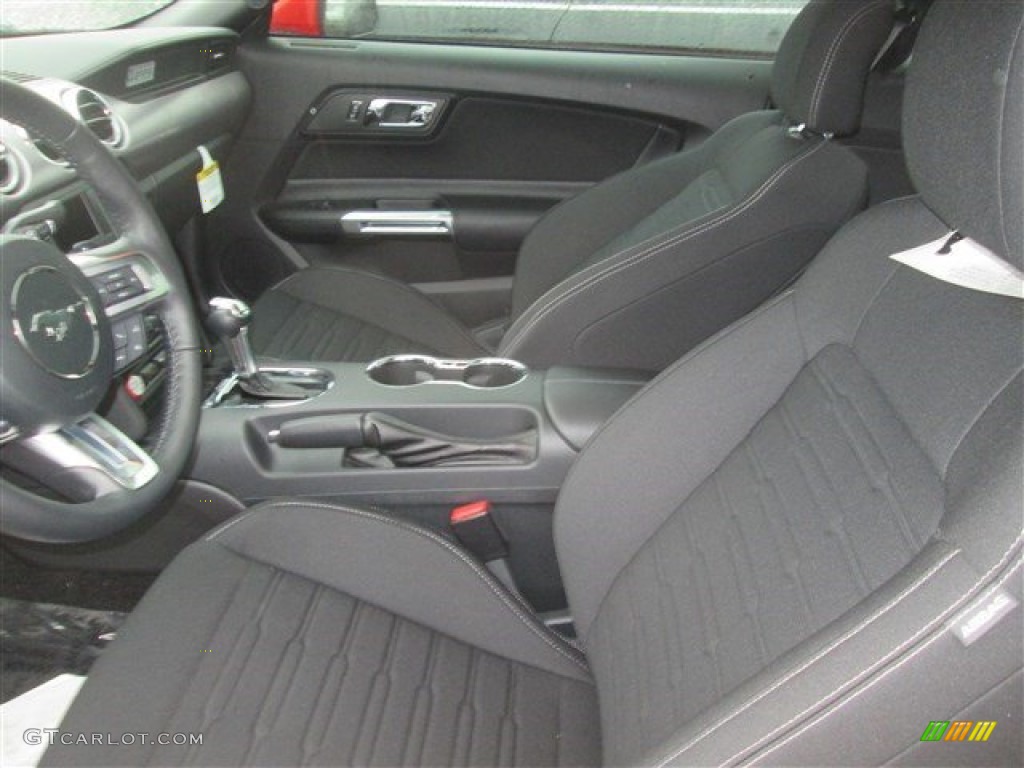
[196,145,224,214]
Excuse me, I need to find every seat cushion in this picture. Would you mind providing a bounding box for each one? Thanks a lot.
[250,267,487,363]
[42,505,600,767]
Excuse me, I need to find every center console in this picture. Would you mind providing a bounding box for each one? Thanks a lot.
[191,333,650,508]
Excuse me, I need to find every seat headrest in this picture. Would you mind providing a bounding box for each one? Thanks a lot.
[903,0,1024,269]
[771,0,895,136]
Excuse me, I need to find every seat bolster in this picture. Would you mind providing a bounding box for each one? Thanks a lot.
[41,540,263,767]
[792,196,949,355]
[209,501,592,682]
[251,267,487,361]
[640,546,1022,767]
[508,130,720,321]
[640,382,1024,765]
[555,292,808,637]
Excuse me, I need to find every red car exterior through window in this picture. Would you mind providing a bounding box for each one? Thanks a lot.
[270,0,324,37]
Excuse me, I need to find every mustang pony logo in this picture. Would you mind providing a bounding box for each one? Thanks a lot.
[29,300,86,343]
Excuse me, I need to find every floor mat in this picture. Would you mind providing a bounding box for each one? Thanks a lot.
[0,548,156,613]
[0,598,124,703]
[0,674,85,768]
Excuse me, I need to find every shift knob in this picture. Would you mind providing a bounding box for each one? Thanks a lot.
[207,297,252,340]
[207,297,258,378]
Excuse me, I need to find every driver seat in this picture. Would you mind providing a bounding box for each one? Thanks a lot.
[44,1,1022,765]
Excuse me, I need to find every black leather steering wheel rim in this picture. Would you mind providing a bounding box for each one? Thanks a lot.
[0,78,202,543]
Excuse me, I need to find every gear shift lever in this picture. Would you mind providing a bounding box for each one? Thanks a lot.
[207,297,259,379]
[203,297,332,406]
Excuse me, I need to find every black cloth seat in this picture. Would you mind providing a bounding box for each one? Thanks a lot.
[250,0,893,371]
[42,504,599,766]
[45,2,1023,765]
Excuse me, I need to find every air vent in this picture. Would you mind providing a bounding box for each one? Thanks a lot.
[66,88,123,147]
[0,143,25,194]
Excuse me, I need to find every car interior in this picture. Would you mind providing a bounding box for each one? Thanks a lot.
[0,0,1020,765]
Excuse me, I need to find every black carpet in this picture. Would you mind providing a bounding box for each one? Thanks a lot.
[0,598,125,702]
[0,548,155,702]
[0,546,156,613]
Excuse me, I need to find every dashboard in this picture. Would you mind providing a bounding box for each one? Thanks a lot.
[0,27,252,414]
[0,27,250,232]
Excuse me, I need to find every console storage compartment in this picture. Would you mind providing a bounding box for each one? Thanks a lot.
[190,360,651,507]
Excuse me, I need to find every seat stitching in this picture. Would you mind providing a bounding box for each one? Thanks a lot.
[193,569,285,737]
[737,549,1023,765]
[852,263,902,351]
[994,15,1023,256]
[746,417,816,627]
[300,596,362,765]
[650,545,961,767]
[208,501,590,673]
[148,321,184,457]
[778,369,873,594]
[354,610,401,764]
[400,629,438,766]
[504,666,519,766]
[304,599,366,765]
[809,1,888,127]
[241,580,324,764]
[499,140,827,356]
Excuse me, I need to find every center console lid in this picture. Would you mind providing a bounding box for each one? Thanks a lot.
[543,366,652,451]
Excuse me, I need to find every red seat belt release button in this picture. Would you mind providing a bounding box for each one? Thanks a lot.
[450,501,508,562]
[451,500,491,524]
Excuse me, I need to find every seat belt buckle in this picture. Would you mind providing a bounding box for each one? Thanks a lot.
[450,501,508,563]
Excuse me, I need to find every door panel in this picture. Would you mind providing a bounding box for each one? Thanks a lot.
[261,93,685,284]
[209,37,773,310]
[292,96,678,181]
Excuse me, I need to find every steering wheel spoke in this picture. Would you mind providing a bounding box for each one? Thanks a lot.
[70,236,171,321]
[1,413,158,503]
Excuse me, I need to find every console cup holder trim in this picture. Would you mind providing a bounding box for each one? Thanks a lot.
[366,355,528,389]
[204,366,335,408]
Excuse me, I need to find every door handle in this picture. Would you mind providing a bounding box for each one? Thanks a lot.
[341,210,453,237]
[365,98,438,128]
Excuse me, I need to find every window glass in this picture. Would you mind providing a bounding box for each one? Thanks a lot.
[0,0,173,36]
[275,0,811,56]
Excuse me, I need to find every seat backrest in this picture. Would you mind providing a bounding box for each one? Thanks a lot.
[554,0,1023,763]
[499,0,894,371]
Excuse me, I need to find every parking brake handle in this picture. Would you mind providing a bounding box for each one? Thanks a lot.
[269,412,535,468]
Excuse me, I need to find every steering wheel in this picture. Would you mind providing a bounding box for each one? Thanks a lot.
[0,79,202,543]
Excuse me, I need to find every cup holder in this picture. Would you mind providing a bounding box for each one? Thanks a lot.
[367,355,528,389]
[462,361,528,388]
[366,356,437,387]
